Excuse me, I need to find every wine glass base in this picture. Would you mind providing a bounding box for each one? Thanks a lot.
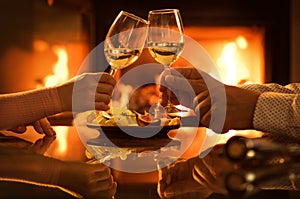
[149,103,185,120]
[164,103,181,113]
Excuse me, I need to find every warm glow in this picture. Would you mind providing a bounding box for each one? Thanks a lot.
[184,27,265,145]
[41,43,69,155]
[44,45,69,87]
[33,40,49,52]
[184,26,265,85]
[236,36,248,50]
[119,84,134,107]
[53,126,68,154]
[217,42,238,85]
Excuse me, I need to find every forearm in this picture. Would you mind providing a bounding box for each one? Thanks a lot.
[0,87,62,130]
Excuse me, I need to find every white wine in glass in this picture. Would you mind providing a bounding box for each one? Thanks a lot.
[147,9,184,115]
[148,42,184,67]
[104,11,149,77]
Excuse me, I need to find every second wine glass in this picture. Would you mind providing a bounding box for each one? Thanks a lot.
[104,11,149,77]
[147,9,185,115]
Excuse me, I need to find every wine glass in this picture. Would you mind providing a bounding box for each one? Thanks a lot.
[147,9,184,116]
[104,11,149,77]
[103,11,148,119]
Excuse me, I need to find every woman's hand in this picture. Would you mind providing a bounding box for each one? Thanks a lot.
[59,160,117,199]
[57,72,116,112]
[7,117,56,136]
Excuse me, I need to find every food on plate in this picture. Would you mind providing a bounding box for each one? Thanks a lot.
[87,107,181,126]
[87,107,137,126]
[135,111,181,127]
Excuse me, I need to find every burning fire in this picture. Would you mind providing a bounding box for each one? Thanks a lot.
[208,35,264,144]
[217,35,252,85]
[114,83,134,107]
[47,45,69,155]
[34,40,69,155]
[44,46,69,87]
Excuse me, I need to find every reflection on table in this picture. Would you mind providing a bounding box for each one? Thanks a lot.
[2,124,300,199]
[0,121,208,199]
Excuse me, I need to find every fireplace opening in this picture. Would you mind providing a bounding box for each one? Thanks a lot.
[94,0,290,85]
[0,0,290,102]
[184,26,265,85]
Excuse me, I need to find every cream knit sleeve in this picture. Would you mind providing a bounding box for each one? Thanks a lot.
[0,87,63,130]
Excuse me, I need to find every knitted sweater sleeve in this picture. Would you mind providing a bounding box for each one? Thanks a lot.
[0,87,62,130]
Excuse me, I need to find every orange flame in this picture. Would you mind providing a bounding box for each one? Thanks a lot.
[212,35,263,143]
[43,44,69,155]
[44,46,69,87]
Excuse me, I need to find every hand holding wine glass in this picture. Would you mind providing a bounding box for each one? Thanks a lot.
[147,9,185,117]
[104,11,149,77]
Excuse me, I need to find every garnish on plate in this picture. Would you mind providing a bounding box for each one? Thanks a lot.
[87,107,181,127]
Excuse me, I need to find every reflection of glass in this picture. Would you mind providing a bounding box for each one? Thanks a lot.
[85,137,182,170]
[104,11,149,77]
[147,9,184,114]
[86,144,131,164]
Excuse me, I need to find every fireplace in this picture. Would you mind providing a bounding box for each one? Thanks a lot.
[0,0,292,91]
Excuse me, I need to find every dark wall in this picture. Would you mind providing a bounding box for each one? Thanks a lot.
[0,1,34,57]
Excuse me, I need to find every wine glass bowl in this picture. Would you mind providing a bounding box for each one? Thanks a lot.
[147,9,185,115]
[147,9,184,68]
[104,11,149,77]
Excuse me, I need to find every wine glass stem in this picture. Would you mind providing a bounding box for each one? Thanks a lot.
[109,68,117,77]
[163,65,172,109]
